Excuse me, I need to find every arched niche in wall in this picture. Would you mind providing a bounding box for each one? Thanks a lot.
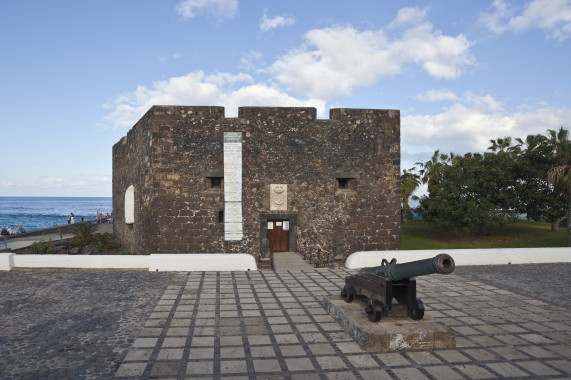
[125,185,135,224]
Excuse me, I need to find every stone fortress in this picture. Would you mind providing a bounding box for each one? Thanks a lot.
[112,106,401,267]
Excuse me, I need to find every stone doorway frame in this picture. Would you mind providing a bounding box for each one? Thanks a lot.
[260,213,297,252]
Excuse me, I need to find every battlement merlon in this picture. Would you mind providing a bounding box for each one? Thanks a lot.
[330,108,400,122]
[113,105,401,150]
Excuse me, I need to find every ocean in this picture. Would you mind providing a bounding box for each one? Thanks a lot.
[0,197,113,233]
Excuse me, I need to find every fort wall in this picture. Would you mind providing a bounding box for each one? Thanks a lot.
[112,106,400,267]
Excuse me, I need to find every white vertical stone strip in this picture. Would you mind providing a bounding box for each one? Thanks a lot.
[125,185,135,224]
[224,132,243,240]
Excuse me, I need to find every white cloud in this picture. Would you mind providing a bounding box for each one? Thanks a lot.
[103,71,324,128]
[415,89,459,102]
[480,0,571,41]
[259,10,295,31]
[221,84,326,117]
[240,50,263,71]
[269,9,473,100]
[402,94,571,158]
[389,7,428,28]
[176,0,238,20]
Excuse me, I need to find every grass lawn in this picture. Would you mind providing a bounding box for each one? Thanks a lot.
[402,220,567,250]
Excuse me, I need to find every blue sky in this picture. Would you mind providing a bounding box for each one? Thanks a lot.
[1,0,570,197]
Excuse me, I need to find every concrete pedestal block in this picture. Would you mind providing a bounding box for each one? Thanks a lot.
[324,296,455,352]
[258,258,273,270]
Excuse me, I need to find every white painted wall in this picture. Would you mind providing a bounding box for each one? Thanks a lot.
[13,254,149,269]
[149,253,257,271]
[3,248,569,272]
[0,252,258,271]
[345,248,571,269]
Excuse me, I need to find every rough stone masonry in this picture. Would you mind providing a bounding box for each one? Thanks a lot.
[112,106,400,267]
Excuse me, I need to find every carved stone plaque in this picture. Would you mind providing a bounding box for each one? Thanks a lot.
[270,184,287,211]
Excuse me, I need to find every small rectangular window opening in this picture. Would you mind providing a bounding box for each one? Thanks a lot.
[210,177,223,188]
[337,178,351,189]
[218,210,224,223]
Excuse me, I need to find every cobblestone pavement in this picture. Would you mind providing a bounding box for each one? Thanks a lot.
[1,265,569,379]
[0,269,174,378]
[454,263,571,311]
[116,266,571,379]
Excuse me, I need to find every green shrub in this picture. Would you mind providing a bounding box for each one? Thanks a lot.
[30,240,54,255]
[71,223,98,247]
[116,249,131,255]
[95,232,119,252]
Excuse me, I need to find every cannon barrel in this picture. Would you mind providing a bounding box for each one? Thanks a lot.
[358,254,455,281]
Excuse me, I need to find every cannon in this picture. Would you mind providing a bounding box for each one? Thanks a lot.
[341,254,455,322]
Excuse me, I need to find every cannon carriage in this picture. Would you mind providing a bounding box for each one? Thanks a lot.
[341,254,455,322]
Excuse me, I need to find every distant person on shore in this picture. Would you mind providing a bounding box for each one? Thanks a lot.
[97,209,102,223]
[6,226,12,235]
[71,213,75,224]
[80,216,84,222]
[1,227,8,236]
[16,224,23,234]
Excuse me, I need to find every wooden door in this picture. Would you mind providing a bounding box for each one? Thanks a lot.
[267,220,289,252]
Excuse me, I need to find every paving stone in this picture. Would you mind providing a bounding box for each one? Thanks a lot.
[546,359,571,374]
[253,358,282,372]
[376,352,411,366]
[162,337,187,347]
[274,334,299,344]
[517,360,562,376]
[308,343,336,355]
[285,357,315,371]
[191,336,215,346]
[220,359,248,374]
[316,356,347,370]
[462,348,500,361]
[518,333,555,344]
[518,345,558,359]
[123,348,154,361]
[455,364,496,379]
[247,335,272,346]
[188,347,215,359]
[279,344,306,357]
[157,348,184,361]
[485,362,530,377]
[358,368,390,380]
[346,354,378,368]
[390,367,430,380]
[250,345,277,358]
[115,362,147,377]
[424,365,464,380]
[489,346,530,360]
[221,346,246,359]
[325,372,358,380]
[150,361,181,377]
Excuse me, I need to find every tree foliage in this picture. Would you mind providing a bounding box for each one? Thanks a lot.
[400,168,420,224]
[415,128,571,238]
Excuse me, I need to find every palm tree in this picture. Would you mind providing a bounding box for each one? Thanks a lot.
[401,168,421,224]
[415,150,451,194]
[488,137,521,155]
[547,127,571,245]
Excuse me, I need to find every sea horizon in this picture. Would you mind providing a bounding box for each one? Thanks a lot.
[0,196,113,232]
